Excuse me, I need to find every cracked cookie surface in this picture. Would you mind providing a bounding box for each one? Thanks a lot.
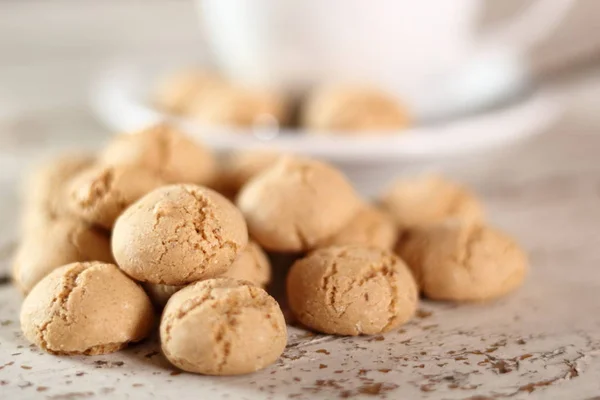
[160,278,287,375]
[237,157,361,252]
[396,221,528,301]
[287,245,418,336]
[112,184,248,285]
[20,262,154,355]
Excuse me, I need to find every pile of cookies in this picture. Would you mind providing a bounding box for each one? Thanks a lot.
[155,69,410,134]
[14,123,528,376]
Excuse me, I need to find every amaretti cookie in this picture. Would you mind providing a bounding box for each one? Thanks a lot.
[160,278,287,375]
[12,217,113,294]
[396,222,528,302]
[237,157,361,252]
[191,85,288,127]
[213,150,283,197]
[20,262,154,355]
[143,282,184,308]
[99,124,216,185]
[302,86,409,133]
[380,174,484,229]
[287,245,418,336]
[155,69,225,115]
[67,164,165,229]
[317,204,397,250]
[112,184,248,285]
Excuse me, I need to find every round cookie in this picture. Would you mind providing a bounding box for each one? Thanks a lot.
[287,245,418,336]
[191,85,288,127]
[302,86,409,133]
[22,153,94,221]
[396,222,528,302]
[67,164,165,229]
[154,69,225,115]
[20,262,154,355]
[160,278,287,375]
[237,157,361,252]
[12,216,113,294]
[112,184,248,285]
[222,241,271,288]
[380,175,484,229]
[99,124,216,185]
[318,204,397,250]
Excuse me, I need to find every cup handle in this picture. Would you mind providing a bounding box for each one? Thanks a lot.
[481,0,575,52]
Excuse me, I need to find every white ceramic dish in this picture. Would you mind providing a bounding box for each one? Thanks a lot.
[89,64,562,164]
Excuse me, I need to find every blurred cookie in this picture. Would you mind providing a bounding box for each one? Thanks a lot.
[302,86,409,133]
[380,174,484,229]
[154,69,225,115]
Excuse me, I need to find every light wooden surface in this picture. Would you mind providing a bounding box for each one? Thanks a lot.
[1,1,600,399]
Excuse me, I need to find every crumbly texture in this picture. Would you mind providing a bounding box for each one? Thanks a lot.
[12,216,114,294]
[20,262,154,355]
[160,278,287,375]
[287,245,418,336]
[154,69,225,115]
[112,184,248,285]
[212,150,283,198]
[237,157,361,252]
[143,241,270,308]
[318,204,397,250]
[380,175,484,229]
[99,124,216,185]
[222,241,271,288]
[191,85,288,127]
[22,154,94,223]
[302,86,409,133]
[67,164,165,229]
[396,222,528,302]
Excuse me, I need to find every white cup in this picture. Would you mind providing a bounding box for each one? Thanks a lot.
[198,0,573,106]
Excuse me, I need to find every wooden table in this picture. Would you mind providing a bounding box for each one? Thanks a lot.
[1,2,600,398]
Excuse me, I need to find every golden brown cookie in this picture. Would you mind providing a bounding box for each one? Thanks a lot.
[318,204,397,250]
[112,184,248,285]
[191,85,288,127]
[154,69,225,115]
[12,216,113,294]
[237,157,361,252]
[20,262,154,355]
[22,153,94,223]
[287,245,418,336]
[143,283,184,308]
[160,278,287,375]
[302,86,409,133]
[67,164,165,229]
[99,124,216,185]
[380,175,484,229]
[396,222,528,302]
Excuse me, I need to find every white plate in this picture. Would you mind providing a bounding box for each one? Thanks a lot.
[89,64,562,164]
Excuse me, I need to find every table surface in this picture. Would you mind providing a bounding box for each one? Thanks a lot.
[1,3,600,396]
